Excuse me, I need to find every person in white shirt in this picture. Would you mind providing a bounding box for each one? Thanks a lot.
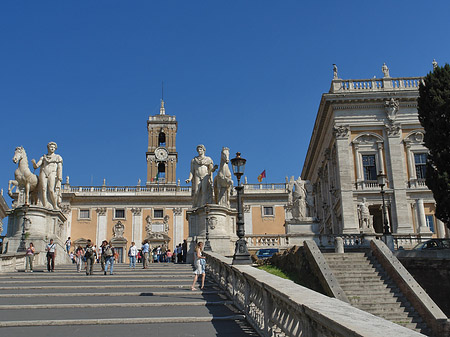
[128,242,138,269]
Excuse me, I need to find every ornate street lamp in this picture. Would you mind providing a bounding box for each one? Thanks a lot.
[377,172,390,234]
[17,204,29,252]
[203,204,212,251]
[230,152,251,265]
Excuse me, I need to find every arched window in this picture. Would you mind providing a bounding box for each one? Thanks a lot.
[158,132,166,147]
[158,162,166,181]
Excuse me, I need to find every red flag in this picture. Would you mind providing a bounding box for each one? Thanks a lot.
[257,170,266,182]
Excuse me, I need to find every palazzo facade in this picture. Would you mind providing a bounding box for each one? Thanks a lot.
[302,66,448,239]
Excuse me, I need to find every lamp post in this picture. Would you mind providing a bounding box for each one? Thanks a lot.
[17,204,29,252]
[377,172,390,234]
[230,152,252,265]
[203,204,212,251]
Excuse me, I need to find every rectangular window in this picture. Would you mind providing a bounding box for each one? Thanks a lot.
[115,209,125,219]
[425,215,435,232]
[263,206,274,216]
[154,209,164,218]
[79,209,90,219]
[362,155,377,181]
[414,153,427,179]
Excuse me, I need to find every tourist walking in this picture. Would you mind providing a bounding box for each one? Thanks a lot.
[45,239,56,272]
[142,240,149,269]
[128,242,138,269]
[100,240,107,271]
[85,240,96,276]
[75,246,84,272]
[65,237,71,253]
[25,242,35,272]
[104,241,115,275]
[182,239,187,263]
[191,242,206,290]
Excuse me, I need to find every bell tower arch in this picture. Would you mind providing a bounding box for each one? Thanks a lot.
[146,100,178,185]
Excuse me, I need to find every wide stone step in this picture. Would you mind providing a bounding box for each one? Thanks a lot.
[0,303,241,323]
[0,321,259,336]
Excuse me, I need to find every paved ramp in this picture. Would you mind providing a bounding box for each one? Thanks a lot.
[0,262,258,337]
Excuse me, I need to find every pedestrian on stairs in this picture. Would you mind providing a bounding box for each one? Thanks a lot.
[191,242,206,291]
[104,241,115,275]
[100,240,108,271]
[75,246,84,272]
[45,239,56,272]
[25,242,35,272]
[141,240,149,269]
[84,240,96,276]
[128,242,138,269]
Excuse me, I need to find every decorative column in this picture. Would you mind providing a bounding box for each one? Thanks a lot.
[415,199,431,234]
[384,123,413,233]
[333,125,359,233]
[131,208,142,244]
[172,207,183,251]
[377,142,385,174]
[354,144,363,183]
[96,208,107,248]
[405,144,415,180]
[436,219,446,238]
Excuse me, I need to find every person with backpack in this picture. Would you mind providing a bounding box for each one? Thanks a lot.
[104,241,115,275]
[128,242,138,269]
[84,239,96,276]
[99,240,108,271]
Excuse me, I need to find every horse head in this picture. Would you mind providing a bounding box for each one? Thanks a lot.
[13,146,25,164]
[221,147,230,164]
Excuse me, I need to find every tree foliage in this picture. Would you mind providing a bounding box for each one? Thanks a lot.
[418,64,450,228]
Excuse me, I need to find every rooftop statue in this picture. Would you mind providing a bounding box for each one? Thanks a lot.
[8,146,39,206]
[213,147,233,208]
[186,144,217,208]
[32,142,63,210]
[382,63,390,78]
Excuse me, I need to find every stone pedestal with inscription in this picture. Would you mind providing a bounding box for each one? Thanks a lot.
[186,204,237,262]
[3,204,70,265]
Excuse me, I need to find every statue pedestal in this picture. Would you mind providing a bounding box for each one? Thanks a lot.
[3,205,70,265]
[285,218,319,235]
[186,204,237,263]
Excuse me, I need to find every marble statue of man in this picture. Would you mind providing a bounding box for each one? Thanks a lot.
[186,144,216,208]
[358,198,372,231]
[32,142,63,209]
[292,177,307,219]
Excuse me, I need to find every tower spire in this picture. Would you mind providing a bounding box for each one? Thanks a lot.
[160,81,165,115]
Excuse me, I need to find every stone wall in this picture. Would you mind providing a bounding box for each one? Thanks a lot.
[397,251,450,317]
[269,245,326,295]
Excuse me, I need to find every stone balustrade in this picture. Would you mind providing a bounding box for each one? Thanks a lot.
[62,184,192,194]
[330,76,423,93]
[244,233,433,251]
[245,234,291,249]
[62,183,286,195]
[205,251,425,337]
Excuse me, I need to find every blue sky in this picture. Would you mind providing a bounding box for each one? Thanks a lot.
[1,1,449,226]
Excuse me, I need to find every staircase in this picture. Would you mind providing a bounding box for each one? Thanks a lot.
[0,262,258,336]
[323,252,430,335]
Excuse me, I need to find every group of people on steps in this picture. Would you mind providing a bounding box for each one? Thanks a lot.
[23,237,208,290]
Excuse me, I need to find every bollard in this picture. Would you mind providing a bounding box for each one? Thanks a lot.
[335,237,344,253]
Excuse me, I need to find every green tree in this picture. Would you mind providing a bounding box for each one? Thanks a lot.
[418,64,450,228]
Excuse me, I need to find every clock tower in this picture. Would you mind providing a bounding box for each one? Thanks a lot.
[146,100,178,185]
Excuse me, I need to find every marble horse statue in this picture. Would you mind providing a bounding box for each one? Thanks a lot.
[213,147,233,208]
[8,146,39,205]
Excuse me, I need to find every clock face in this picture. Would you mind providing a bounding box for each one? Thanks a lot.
[155,147,168,161]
